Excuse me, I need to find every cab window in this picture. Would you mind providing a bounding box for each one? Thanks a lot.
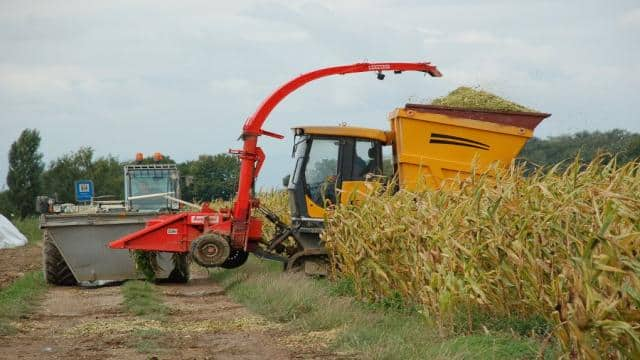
[304,139,340,206]
[351,140,381,180]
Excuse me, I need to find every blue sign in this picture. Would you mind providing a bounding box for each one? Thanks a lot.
[74,180,94,202]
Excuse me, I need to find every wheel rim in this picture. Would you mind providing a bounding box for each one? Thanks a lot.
[191,234,230,267]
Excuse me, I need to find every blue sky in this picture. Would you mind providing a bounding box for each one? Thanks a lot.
[1,0,639,189]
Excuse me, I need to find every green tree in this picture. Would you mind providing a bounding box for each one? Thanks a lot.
[520,129,640,166]
[91,155,124,200]
[6,129,44,218]
[0,190,16,218]
[180,154,239,202]
[42,147,94,203]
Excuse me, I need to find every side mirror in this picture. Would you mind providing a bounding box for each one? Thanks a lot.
[282,174,291,188]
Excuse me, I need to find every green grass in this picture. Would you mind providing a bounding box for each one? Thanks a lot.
[121,280,168,321]
[128,328,166,354]
[0,271,47,335]
[121,281,170,354]
[211,256,551,359]
[11,216,42,244]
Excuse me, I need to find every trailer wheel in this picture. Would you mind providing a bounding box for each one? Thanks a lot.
[166,253,190,283]
[220,249,249,269]
[43,232,77,286]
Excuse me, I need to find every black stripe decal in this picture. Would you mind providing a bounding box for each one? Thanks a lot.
[431,133,489,148]
[429,139,489,150]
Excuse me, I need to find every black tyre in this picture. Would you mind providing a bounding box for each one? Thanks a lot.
[220,249,249,269]
[166,253,190,283]
[190,233,230,267]
[43,232,77,286]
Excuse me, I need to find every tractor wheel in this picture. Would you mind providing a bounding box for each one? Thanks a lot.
[43,232,77,286]
[286,255,328,276]
[166,253,190,283]
[220,249,249,269]
[190,233,230,268]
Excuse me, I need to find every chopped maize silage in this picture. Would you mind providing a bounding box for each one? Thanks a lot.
[431,87,537,112]
[322,158,640,358]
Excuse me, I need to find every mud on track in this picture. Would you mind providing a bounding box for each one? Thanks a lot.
[0,270,339,360]
[0,243,41,290]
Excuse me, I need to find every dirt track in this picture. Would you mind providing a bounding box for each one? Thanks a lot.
[0,270,310,359]
[0,248,336,360]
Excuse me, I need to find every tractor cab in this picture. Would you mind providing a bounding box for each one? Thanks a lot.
[287,126,389,226]
[124,164,181,212]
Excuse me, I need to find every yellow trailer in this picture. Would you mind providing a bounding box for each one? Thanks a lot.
[289,104,549,215]
[389,104,550,190]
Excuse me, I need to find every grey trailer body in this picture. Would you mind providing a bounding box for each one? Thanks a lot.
[41,213,175,282]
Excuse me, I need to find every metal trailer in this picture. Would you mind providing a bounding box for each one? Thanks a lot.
[41,212,178,285]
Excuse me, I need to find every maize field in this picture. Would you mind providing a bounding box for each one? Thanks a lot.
[322,157,640,359]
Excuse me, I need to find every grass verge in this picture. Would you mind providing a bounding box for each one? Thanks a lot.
[129,328,165,354]
[12,216,42,244]
[211,256,553,359]
[121,280,169,321]
[121,280,169,354]
[0,271,47,335]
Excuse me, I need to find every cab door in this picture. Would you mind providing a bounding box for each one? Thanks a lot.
[302,137,343,218]
[339,138,383,206]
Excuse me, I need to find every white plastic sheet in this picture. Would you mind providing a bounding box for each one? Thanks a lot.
[0,215,28,249]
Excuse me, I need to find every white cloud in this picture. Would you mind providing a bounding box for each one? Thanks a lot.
[0,0,638,188]
[0,64,99,97]
[620,8,640,27]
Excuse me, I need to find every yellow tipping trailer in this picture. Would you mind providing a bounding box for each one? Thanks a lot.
[388,104,550,190]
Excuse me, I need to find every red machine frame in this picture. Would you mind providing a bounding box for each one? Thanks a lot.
[109,62,441,253]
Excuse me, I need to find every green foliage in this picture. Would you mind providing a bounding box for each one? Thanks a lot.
[0,271,47,335]
[121,280,168,321]
[431,87,536,113]
[452,306,551,337]
[91,156,124,200]
[6,129,44,218]
[41,147,123,203]
[324,157,640,358]
[12,217,42,244]
[130,328,165,354]
[211,256,543,359]
[132,251,160,282]
[128,156,175,165]
[520,129,640,166]
[0,190,16,218]
[37,146,237,205]
[179,154,239,202]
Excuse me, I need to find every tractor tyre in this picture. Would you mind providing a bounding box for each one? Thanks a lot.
[166,253,190,283]
[220,249,249,269]
[43,232,77,286]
